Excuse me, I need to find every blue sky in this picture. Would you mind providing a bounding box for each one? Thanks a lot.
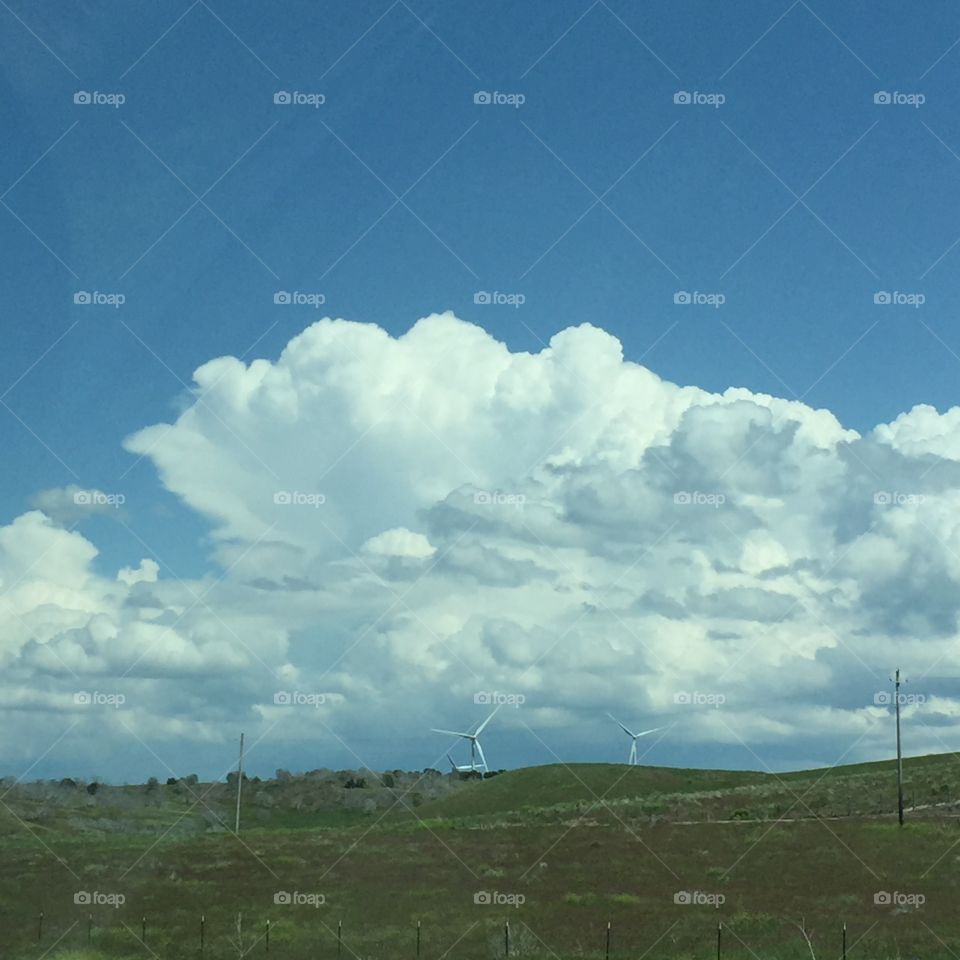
[4,1,960,780]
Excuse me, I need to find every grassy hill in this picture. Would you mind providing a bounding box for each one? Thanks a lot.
[7,754,960,960]
[416,762,768,818]
[416,753,960,823]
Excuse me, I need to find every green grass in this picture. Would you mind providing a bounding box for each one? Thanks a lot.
[415,763,767,819]
[38,954,121,960]
[6,753,960,959]
[415,753,960,826]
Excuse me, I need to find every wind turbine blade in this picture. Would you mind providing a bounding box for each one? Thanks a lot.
[431,728,471,738]
[634,726,666,739]
[607,712,636,738]
[474,705,501,736]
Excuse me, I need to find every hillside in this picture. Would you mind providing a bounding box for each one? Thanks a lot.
[416,753,960,823]
[5,753,958,842]
[416,762,769,818]
[5,754,960,959]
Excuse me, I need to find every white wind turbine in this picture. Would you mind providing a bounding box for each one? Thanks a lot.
[607,713,665,765]
[432,706,500,774]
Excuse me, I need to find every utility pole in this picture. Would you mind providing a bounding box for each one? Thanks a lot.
[235,732,244,833]
[894,670,904,826]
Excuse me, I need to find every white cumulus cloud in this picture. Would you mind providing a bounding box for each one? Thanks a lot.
[4,312,960,776]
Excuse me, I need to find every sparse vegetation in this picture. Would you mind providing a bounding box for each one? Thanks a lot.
[4,755,960,959]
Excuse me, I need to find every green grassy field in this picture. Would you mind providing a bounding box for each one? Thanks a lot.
[416,753,960,823]
[6,754,960,960]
